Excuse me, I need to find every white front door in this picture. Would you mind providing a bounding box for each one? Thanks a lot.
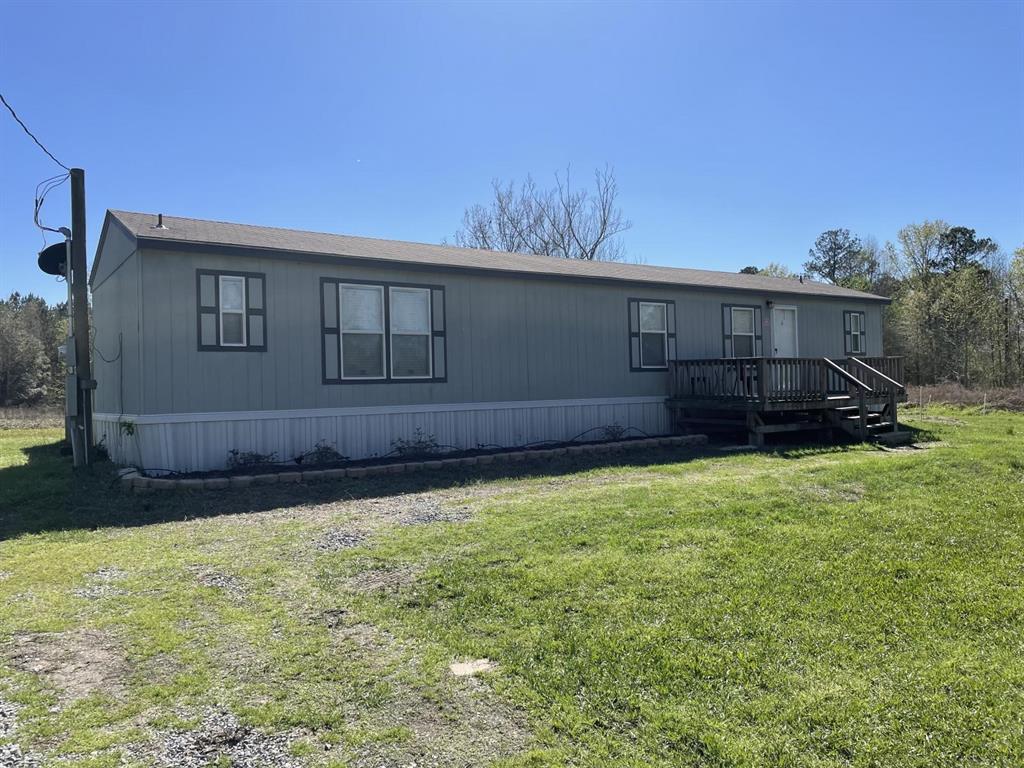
[772,306,798,358]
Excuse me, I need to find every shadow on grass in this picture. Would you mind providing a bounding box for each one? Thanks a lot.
[0,430,907,540]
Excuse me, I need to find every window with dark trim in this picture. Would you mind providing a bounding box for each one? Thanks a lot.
[321,277,446,384]
[722,304,763,357]
[340,283,386,379]
[627,298,676,371]
[197,269,266,351]
[844,310,866,355]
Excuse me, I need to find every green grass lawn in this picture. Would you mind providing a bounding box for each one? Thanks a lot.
[1,409,1022,767]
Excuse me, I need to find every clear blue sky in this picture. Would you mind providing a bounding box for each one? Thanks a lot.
[2,0,1022,304]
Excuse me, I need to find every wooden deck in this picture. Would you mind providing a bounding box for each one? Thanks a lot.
[667,356,908,445]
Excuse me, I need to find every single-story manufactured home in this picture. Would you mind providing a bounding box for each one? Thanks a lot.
[90,210,901,471]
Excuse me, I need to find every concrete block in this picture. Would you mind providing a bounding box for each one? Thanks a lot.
[277,472,301,484]
[475,454,494,465]
[424,460,443,471]
[252,473,278,485]
[301,470,325,482]
[404,462,424,473]
[388,462,406,474]
[347,467,367,478]
[178,478,204,491]
[323,468,347,480]
[149,478,176,491]
[204,477,230,490]
[459,456,478,467]
[441,458,461,469]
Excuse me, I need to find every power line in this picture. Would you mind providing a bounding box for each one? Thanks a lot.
[0,92,70,171]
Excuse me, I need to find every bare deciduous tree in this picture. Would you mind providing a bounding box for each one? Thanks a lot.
[453,166,631,261]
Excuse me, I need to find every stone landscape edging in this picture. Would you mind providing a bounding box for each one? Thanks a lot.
[120,434,709,492]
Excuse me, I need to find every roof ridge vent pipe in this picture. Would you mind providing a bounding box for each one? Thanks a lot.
[151,213,168,230]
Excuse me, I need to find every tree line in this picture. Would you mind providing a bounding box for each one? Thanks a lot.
[0,293,67,406]
[743,224,1024,388]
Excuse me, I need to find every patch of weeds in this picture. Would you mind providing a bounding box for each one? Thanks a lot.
[600,423,627,441]
[297,439,347,466]
[226,449,277,470]
[391,428,440,458]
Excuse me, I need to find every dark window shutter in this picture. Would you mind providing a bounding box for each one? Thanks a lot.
[859,312,866,353]
[753,306,763,357]
[246,276,266,351]
[628,299,641,369]
[843,311,852,354]
[322,280,340,381]
[722,304,732,357]
[198,272,219,348]
[666,301,677,362]
[431,288,446,381]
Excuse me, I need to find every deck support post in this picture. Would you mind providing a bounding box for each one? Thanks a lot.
[746,412,765,447]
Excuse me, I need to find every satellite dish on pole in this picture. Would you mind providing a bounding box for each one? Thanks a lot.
[38,242,68,276]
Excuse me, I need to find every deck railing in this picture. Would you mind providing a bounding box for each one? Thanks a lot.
[669,356,905,404]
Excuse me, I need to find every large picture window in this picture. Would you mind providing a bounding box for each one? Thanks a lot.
[197,269,266,351]
[321,278,446,384]
[340,284,386,379]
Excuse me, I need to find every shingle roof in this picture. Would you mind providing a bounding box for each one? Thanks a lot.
[106,210,887,302]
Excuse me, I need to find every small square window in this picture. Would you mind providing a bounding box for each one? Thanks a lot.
[198,271,264,351]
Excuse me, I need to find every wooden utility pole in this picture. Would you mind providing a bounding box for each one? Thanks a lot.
[70,167,93,466]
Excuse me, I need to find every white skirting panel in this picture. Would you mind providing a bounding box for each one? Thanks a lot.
[93,396,672,472]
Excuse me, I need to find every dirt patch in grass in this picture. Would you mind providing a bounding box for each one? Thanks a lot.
[189,567,245,599]
[879,441,951,453]
[7,629,127,704]
[349,672,529,768]
[73,566,129,600]
[346,565,424,594]
[321,608,530,766]
[801,481,866,503]
[314,529,369,552]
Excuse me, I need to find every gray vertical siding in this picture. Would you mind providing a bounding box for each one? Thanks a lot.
[110,244,880,415]
[99,245,885,416]
[91,224,141,415]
